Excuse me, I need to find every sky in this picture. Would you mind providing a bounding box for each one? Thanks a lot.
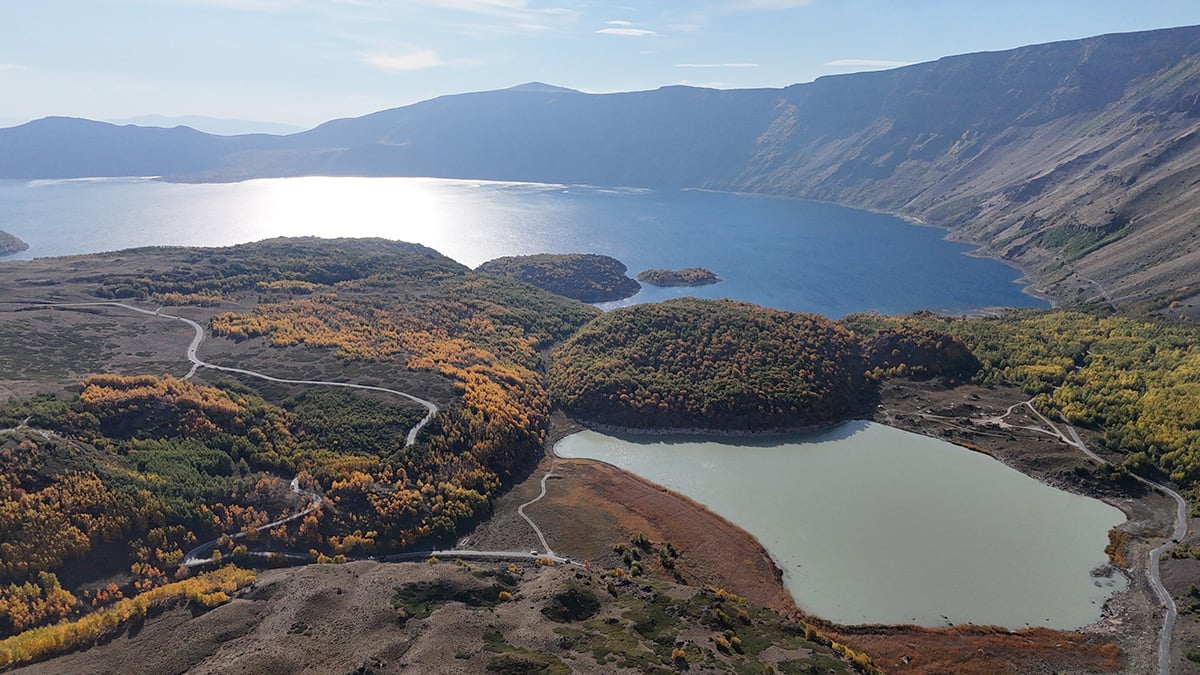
[4,1,1200,131]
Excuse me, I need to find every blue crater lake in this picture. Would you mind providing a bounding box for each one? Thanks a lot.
[0,176,1046,317]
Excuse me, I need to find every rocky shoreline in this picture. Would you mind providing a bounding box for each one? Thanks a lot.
[0,230,28,256]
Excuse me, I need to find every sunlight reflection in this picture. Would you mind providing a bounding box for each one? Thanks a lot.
[0,176,1044,314]
[252,176,444,243]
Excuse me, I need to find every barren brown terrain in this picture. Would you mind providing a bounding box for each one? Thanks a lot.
[7,562,596,674]
[13,560,863,674]
[469,422,799,617]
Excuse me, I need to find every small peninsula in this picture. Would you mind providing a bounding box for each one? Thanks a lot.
[550,297,870,431]
[0,230,28,256]
[476,253,641,302]
[637,267,721,287]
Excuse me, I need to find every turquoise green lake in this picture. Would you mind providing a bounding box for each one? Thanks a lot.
[555,421,1127,628]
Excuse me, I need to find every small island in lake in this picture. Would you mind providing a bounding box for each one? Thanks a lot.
[636,267,721,287]
[0,230,29,256]
[476,253,641,302]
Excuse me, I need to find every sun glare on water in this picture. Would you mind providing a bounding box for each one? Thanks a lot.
[250,176,446,243]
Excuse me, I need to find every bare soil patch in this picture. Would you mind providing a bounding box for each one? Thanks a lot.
[14,560,857,674]
[828,624,1123,674]
[11,561,554,675]
[467,425,798,616]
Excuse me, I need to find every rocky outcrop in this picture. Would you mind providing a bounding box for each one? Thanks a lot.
[0,230,28,256]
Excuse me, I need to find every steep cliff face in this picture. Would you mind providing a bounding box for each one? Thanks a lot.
[733,27,1200,303]
[4,26,1200,303]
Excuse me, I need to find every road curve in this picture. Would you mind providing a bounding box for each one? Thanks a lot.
[1049,411,1187,675]
[183,477,324,567]
[40,302,438,447]
[34,301,573,568]
[516,466,557,557]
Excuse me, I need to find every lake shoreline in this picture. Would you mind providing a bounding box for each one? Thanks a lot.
[2,177,1048,317]
[555,419,1127,630]
[543,410,1141,670]
[684,186,1059,309]
[564,417,845,440]
[859,379,1172,672]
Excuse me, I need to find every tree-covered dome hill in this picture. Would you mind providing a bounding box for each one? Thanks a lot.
[549,298,871,431]
[861,325,983,381]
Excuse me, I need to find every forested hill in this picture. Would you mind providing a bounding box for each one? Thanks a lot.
[0,238,601,645]
[5,26,1200,302]
[550,298,870,431]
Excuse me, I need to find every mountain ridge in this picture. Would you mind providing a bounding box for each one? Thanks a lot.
[3,25,1200,304]
[105,114,307,136]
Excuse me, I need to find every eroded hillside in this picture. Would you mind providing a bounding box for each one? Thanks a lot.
[739,27,1200,305]
[5,27,1200,303]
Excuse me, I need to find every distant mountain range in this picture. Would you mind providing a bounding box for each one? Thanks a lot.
[4,25,1200,304]
[106,115,307,136]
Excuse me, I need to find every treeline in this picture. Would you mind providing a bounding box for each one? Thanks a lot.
[209,268,599,544]
[0,566,255,669]
[87,238,464,301]
[3,277,596,584]
[1,239,602,639]
[843,310,1200,500]
[0,375,318,638]
[549,298,870,430]
[858,324,982,381]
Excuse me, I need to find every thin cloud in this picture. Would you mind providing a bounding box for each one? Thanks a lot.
[728,0,814,9]
[155,0,303,10]
[360,48,456,72]
[826,59,914,68]
[0,64,27,72]
[676,62,759,68]
[597,27,657,36]
[606,20,633,26]
[171,0,579,22]
[416,0,577,21]
[406,1,580,38]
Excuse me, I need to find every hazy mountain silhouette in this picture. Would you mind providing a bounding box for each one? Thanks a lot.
[0,117,284,178]
[107,115,307,136]
[3,26,1200,301]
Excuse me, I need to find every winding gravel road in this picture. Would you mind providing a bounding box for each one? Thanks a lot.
[997,397,1187,675]
[182,477,324,567]
[33,301,571,569]
[43,302,438,446]
[1056,415,1188,675]
[516,465,557,557]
